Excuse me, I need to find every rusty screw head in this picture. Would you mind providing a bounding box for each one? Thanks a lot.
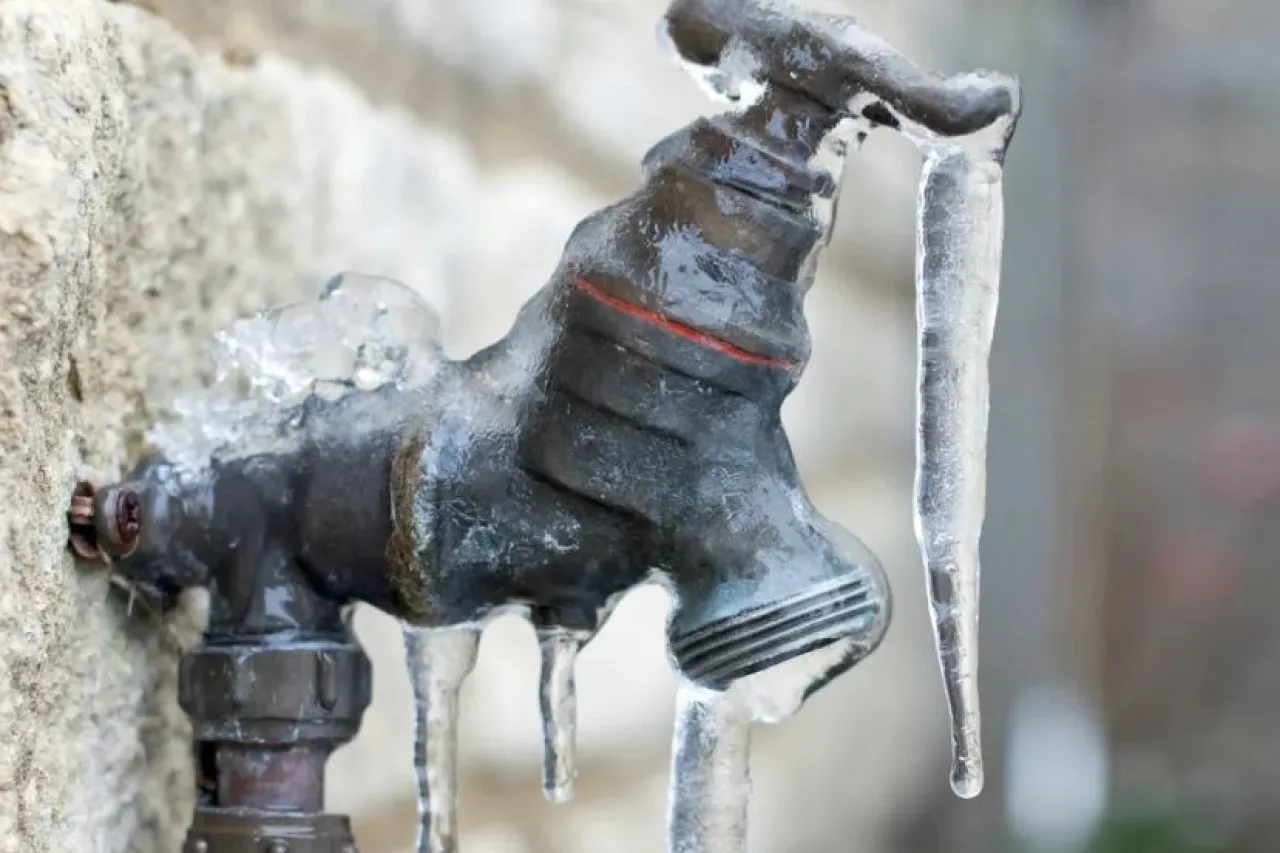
[68,481,109,564]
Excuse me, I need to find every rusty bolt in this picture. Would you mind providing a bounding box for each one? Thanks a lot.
[67,481,109,565]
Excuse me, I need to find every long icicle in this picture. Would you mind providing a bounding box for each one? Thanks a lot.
[913,145,1007,799]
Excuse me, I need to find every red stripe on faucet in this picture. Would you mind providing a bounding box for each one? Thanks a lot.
[571,276,795,371]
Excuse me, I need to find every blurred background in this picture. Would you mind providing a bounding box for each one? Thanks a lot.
[149,0,1280,851]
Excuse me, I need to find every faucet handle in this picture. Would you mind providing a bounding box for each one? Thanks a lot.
[663,0,1020,147]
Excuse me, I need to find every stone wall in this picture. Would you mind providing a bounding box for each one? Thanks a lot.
[0,0,950,850]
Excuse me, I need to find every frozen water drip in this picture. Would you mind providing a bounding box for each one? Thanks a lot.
[666,639,858,853]
[404,626,482,853]
[668,686,753,853]
[538,627,587,804]
[913,142,1012,800]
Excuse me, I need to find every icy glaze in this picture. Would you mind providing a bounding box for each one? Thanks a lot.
[215,271,444,403]
[146,272,444,481]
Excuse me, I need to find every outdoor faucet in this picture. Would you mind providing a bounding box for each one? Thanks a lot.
[68,1,1020,851]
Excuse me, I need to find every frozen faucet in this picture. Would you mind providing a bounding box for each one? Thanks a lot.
[68,1,1020,851]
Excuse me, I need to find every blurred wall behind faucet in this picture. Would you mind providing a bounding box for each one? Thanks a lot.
[128,0,1280,851]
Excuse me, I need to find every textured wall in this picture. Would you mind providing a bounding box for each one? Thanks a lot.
[0,0,949,850]
[0,2,472,848]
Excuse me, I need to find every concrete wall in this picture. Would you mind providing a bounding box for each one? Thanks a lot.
[0,0,950,850]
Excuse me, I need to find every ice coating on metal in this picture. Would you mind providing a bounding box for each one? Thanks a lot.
[146,272,444,482]
[404,625,481,853]
[219,271,444,400]
[537,627,587,804]
[663,0,1019,142]
[655,23,767,109]
[666,638,857,853]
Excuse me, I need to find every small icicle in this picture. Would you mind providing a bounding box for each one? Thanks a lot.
[404,625,482,853]
[537,627,585,804]
[913,144,1007,799]
[665,639,857,853]
[666,684,752,853]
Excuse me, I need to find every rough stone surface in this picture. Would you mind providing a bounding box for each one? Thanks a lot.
[0,1,474,849]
